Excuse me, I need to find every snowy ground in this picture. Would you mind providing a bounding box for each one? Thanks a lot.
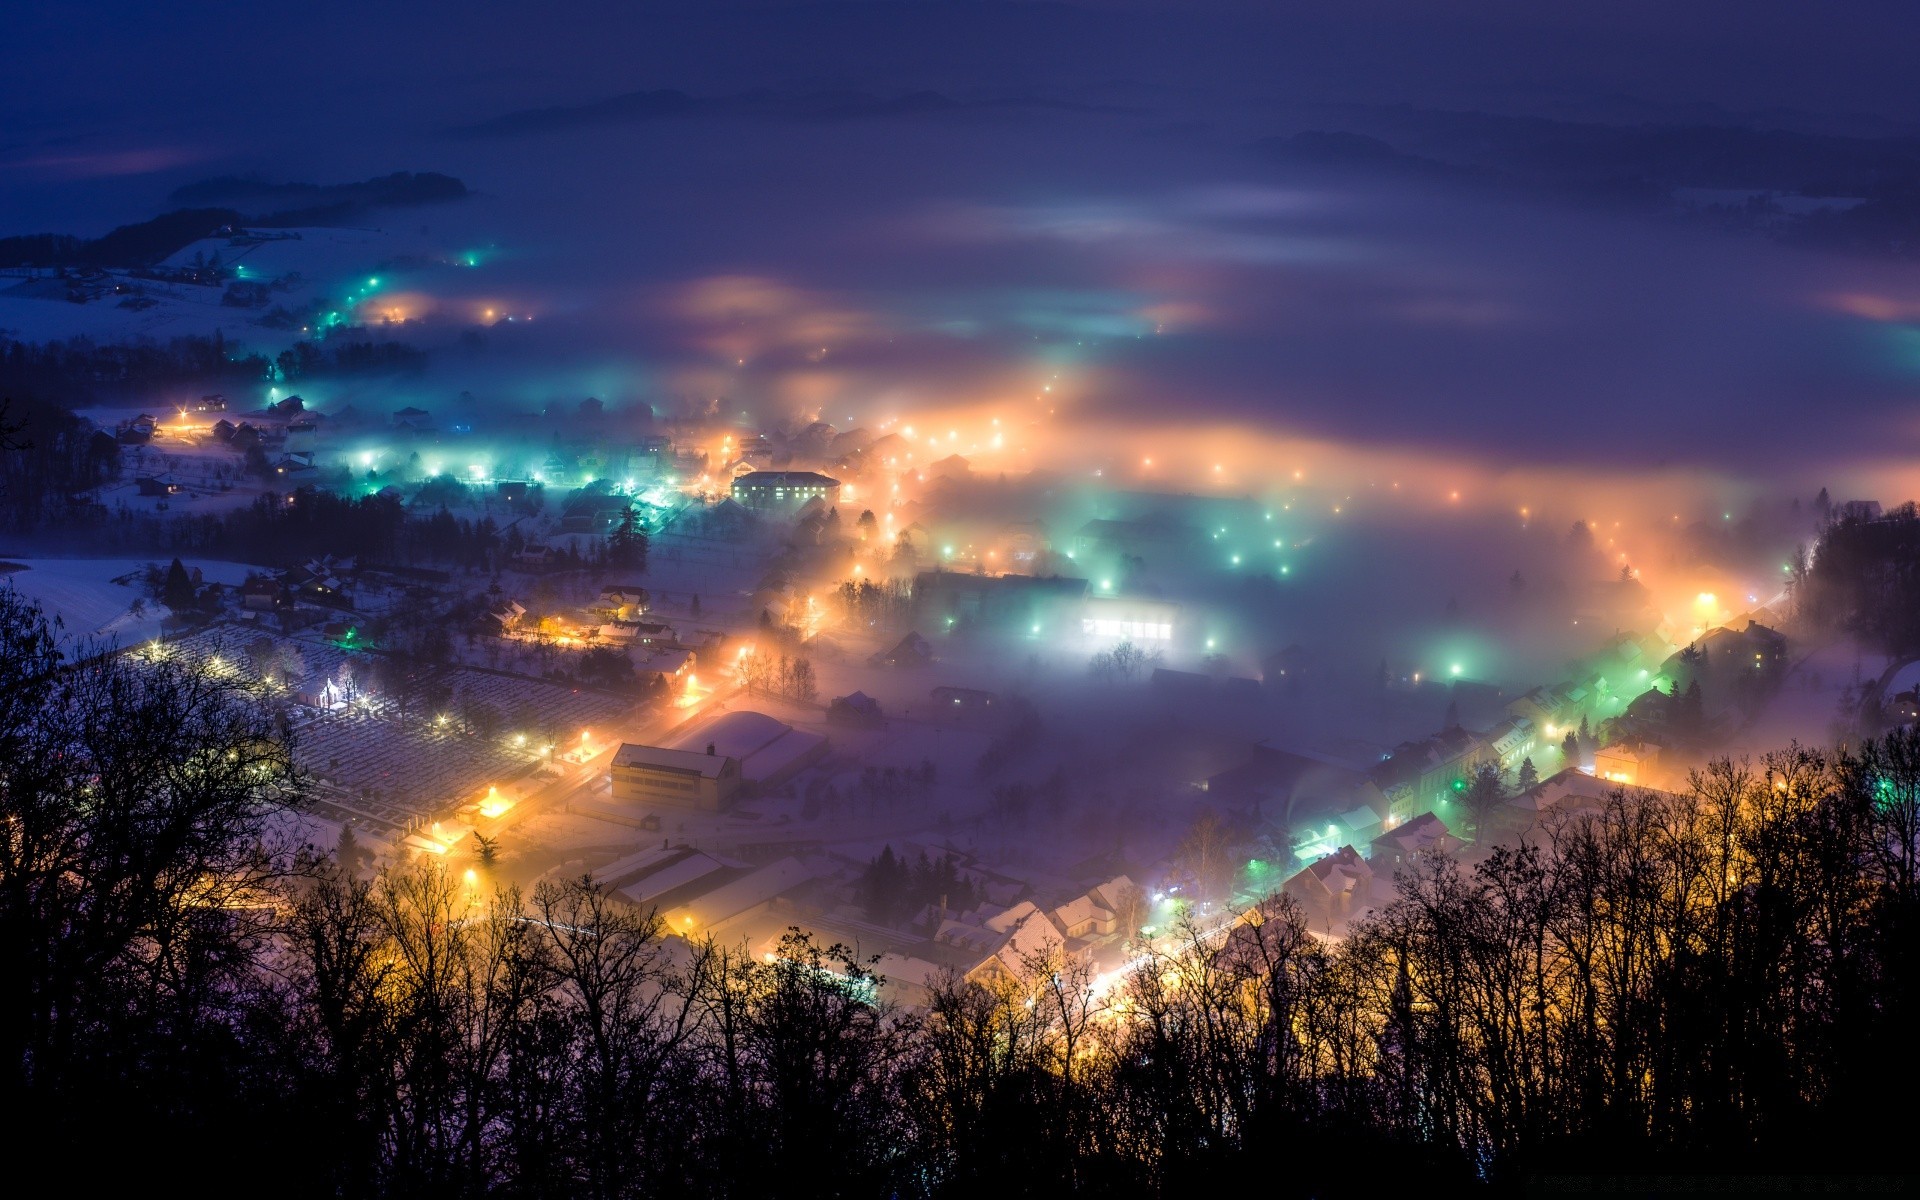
[0,556,257,645]
[0,224,456,345]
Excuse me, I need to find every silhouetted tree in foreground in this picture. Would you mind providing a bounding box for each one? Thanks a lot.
[3,589,1920,1192]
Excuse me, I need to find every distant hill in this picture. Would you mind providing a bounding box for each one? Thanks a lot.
[0,208,244,269]
[168,171,469,215]
[452,86,1130,138]
[0,172,470,270]
[1258,110,1920,258]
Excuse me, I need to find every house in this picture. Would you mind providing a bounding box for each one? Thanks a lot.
[194,394,228,412]
[948,906,1087,989]
[931,685,997,714]
[1594,740,1660,786]
[1660,620,1788,720]
[1001,519,1048,566]
[560,493,628,534]
[512,543,555,570]
[1503,685,1583,740]
[793,508,834,546]
[622,620,676,647]
[135,474,180,497]
[1261,644,1310,692]
[610,742,741,811]
[870,630,933,668]
[828,691,884,727]
[1282,846,1375,926]
[295,675,347,709]
[1369,812,1460,873]
[596,585,651,621]
[731,470,842,511]
[484,600,527,634]
[241,575,289,612]
[828,427,875,459]
[211,418,237,441]
[633,646,696,689]
[627,435,673,477]
[392,406,434,432]
[286,558,350,605]
[927,453,971,481]
[1494,768,1618,843]
[1050,876,1135,941]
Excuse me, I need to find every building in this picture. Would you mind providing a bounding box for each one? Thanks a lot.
[560,493,629,534]
[1370,727,1495,824]
[392,406,434,432]
[731,470,842,511]
[241,575,289,611]
[828,691,884,726]
[914,570,1089,635]
[610,742,741,811]
[596,585,651,622]
[1205,744,1390,829]
[1282,846,1375,927]
[1369,812,1460,873]
[870,630,933,668]
[1485,716,1539,773]
[668,710,828,790]
[931,685,998,714]
[628,435,673,477]
[1082,594,1178,643]
[1594,740,1661,786]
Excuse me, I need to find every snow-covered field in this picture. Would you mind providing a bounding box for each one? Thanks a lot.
[0,224,456,344]
[0,557,256,646]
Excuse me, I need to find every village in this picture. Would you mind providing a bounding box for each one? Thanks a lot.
[6,374,1886,1016]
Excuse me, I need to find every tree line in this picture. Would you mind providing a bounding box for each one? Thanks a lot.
[3,589,1918,1194]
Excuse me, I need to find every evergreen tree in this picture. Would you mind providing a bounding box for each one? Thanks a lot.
[335,822,364,876]
[607,504,648,570]
[1516,755,1539,792]
[1462,762,1506,840]
[1562,729,1581,765]
[161,557,195,609]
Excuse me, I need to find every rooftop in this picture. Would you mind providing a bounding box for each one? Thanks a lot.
[733,471,842,488]
[613,742,734,778]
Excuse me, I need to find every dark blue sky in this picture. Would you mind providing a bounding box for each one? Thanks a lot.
[6,2,1920,482]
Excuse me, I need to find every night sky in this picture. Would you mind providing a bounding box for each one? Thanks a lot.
[8,1,1920,482]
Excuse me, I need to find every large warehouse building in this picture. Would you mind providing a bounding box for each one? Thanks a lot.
[610,743,742,811]
[669,710,829,791]
[730,470,841,511]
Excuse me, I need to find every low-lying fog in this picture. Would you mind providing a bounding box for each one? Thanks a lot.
[9,2,1920,721]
